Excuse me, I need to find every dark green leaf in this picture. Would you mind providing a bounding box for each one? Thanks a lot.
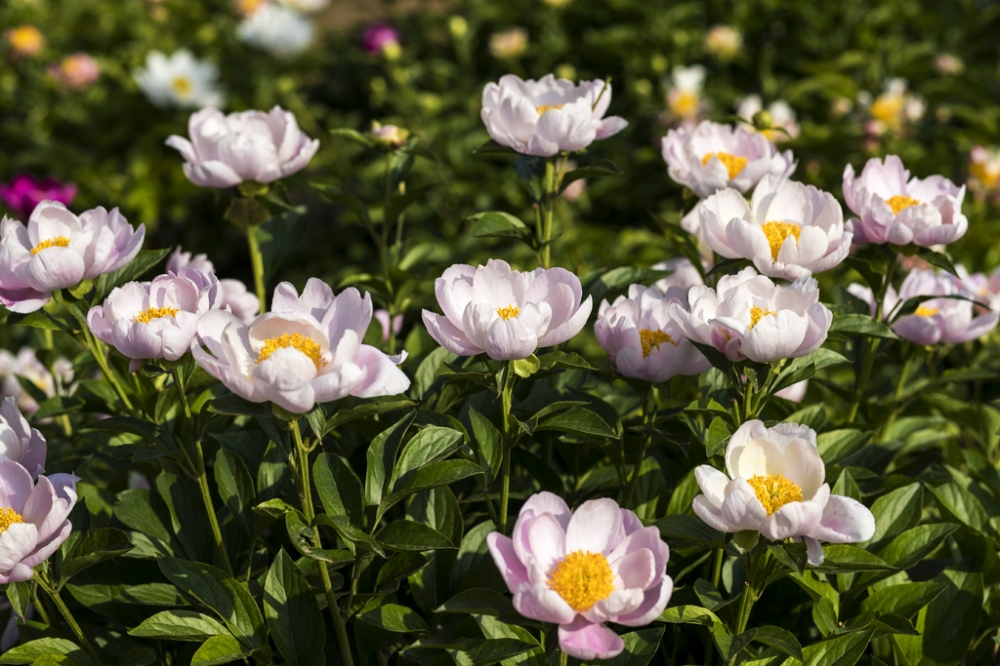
[214,449,256,535]
[263,549,326,666]
[357,603,429,633]
[314,453,364,526]
[467,211,532,241]
[190,635,256,666]
[128,610,230,641]
[379,520,455,551]
[62,528,134,579]
[829,313,898,339]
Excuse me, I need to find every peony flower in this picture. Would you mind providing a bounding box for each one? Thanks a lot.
[489,28,528,60]
[693,420,875,565]
[560,160,586,202]
[6,26,44,58]
[957,266,1000,312]
[87,268,225,373]
[192,278,409,413]
[968,146,1000,195]
[47,53,100,90]
[167,246,259,323]
[487,493,672,660]
[669,267,831,363]
[842,155,968,247]
[481,74,627,157]
[653,257,704,292]
[775,379,808,402]
[736,95,800,142]
[362,23,400,57]
[704,25,742,61]
[865,79,923,135]
[662,121,796,200]
[0,460,78,583]
[133,50,225,109]
[0,175,76,220]
[166,106,319,188]
[665,65,707,126]
[0,201,145,313]
[371,121,410,147]
[422,259,592,361]
[374,309,403,343]
[595,284,709,383]
[0,398,46,478]
[238,4,313,57]
[935,53,963,76]
[0,348,72,416]
[698,174,851,280]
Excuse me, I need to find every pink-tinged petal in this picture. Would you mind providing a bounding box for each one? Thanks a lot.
[484,317,538,361]
[19,430,47,479]
[164,135,198,162]
[527,513,567,574]
[32,473,76,544]
[949,311,999,344]
[20,520,71,569]
[182,161,243,189]
[586,587,644,624]
[693,495,737,532]
[312,362,365,403]
[0,523,38,573]
[19,474,54,526]
[421,311,480,356]
[614,547,656,590]
[0,286,51,314]
[558,618,625,661]
[893,314,941,345]
[595,116,628,140]
[807,495,875,544]
[721,478,767,531]
[761,498,824,541]
[565,498,624,556]
[695,465,729,509]
[350,345,410,398]
[804,536,824,566]
[513,583,576,624]
[616,575,674,626]
[26,248,86,291]
[520,492,572,527]
[0,562,34,584]
[538,295,592,347]
[487,532,529,591]
[0,461,35,514]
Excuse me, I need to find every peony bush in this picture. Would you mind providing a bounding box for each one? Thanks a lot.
[1,1,1000,665]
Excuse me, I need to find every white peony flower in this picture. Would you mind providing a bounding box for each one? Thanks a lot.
[238,4,313,57]
[133,50,225,109]
[666,65,707,123]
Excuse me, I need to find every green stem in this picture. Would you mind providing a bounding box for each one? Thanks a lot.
[711,547,724,589]
[498,361,517,532]
[37,572,102,666]
[246,225,267,314]
[559,648,569,666]
[847,252,897,423]
[194,440,233,576]
[171,368,192,422]
[290,420,355,666]
[731,546,771,636]
[540,159,556,269]
[81,323,135,414]
[624,387,657,508]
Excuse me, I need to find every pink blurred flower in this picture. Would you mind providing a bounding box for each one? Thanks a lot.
[47,53,100,91]
[0,398,46,478]
[374,309,402,343]
[0,175,77,220]
[362,23,400,55]
[487,493,672,660]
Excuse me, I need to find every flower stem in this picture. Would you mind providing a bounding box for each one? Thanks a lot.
[624,386,657,508]
[731,546,772,636]
[290,419,355,666]
[847,251,898,423]
[246,225,267,314]
[559,648,569,666]
[37,571,102,666]
[498,361,517,532]
[80,323,135,414]
[194,439,233,576]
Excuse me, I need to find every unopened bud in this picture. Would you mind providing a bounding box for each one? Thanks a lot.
[752,110,773,131]
[448,16,468,40]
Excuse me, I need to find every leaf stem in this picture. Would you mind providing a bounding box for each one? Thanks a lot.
[194,439,233,576]
[246,225,267,314]
[37,570,102,666]
[559,648,569,666]
[498,361,518,532]
[848,250,898,423]
[624,386,657,508]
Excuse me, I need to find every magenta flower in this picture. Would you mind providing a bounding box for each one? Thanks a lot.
[0,397,46,478]
[0,175,76,220]
[362,23,400,54]
[0,460,77,583]
[487,493,672,660]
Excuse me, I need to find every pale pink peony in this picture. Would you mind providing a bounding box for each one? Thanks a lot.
[487,493,672,660]
[167,246,260,324]
[0,398,46,478]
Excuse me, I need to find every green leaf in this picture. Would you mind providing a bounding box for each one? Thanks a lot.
[659,605,722,626]
[12,311,63,331]
[380,460,482,520]
[468,407,502,483]
[799,627,875,666]
[769,542,808,575]
[467,211,532,241]
[559,159,622,194]
[860,582,947,619]
[379,520,455,551]
[915,247,958,276]
[582,266,669,305]
[129,610,230,641]
[873,613,920,636]
[263,549,326,666]
[314,453,364,525]
[705,417,731,457]
[365,414,415,508]
[512,354,540,379]
[206,393,275,418]
[655,515,725,548]
[581,627,662,666]
[435,589,515,617]
[82,416,177,453]
[324,396,415,430]
[375,552,429,593]
[927,481,991,536]
[533,406,619,438]
[391,426,465,488]
[5,581,31,618]
[357,603,429,633]
[190,635,256,666]
[537,350,597,371]
[61,527,134,579]
[313,514,385,557]
[816,430,871,464]
[753,626,803,659]
[94,248,171,302]
[157,558,266,650]
[829,313,898,339]
[866,483,922,551]
[327,127,375,148]
[811,545,896,574]
[214,449,256,535]
[0,639,88,666]
[115,648,157,666]
[876,523,959,570]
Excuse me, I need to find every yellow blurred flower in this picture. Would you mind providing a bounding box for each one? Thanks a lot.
[6,26,44,57]
[666,65,706,124]
[235,0,267,16]
[867,78,924,134]
[970,146,1000,192]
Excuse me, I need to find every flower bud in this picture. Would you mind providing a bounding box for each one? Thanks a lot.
[448,16,468,39]
[752,109,773,131]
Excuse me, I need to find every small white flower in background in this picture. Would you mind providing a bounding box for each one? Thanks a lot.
[968,146,1000,194]
[666,65,707,125]
[653,257,704,292]
[165,107,319,188]
[422,259,593,361]
[842,154,967,247]
[866,78,923,134]
[736,95,800,142]
[0,348,73,416]
[238,3,313,57]
[489,27,528,60]
[698,174,851,280]
[934,53,963,76]
[693,420,875,565]
[481,75,627,157]
[669,267,832,363]
[134,50,225,109]
[704,25,742,61]
[370,121,410,148]
[956,265,1000,312]
[595,284,710,383]
[0,397,47,478]
[168,246,260,324]
[662,120,796,200]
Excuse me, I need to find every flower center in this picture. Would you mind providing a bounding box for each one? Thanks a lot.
[134,307,180,324]
[970,162,1000,188]
[31,236,70,254]
[496,304,520,320]
[0,507,24,534]
[639,328,675,357]
[535,104,564,116]
[761,221,802,261]
[9,27,43,54]
[171,76,193,98]
[671,91,700,117]
[701,152,748,180]
[749,305,776,328]
[747,473,803,515]
[547,550,615,612]
[886,195,920,216]
[915,305,939,317]
[257,333,325,370]
[871,95,904,125]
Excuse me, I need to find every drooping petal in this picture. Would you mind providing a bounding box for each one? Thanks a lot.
[558,618,625,661]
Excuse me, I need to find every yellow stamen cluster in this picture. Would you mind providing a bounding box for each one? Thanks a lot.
[171,76,193,97]
[701,152,749,180]
[31,236,70,254]
[639,328,675,357]
[870,95,904,127]
[535,104,564,116]
[886,195,920,216]
[496,304,520,320]
[134,307,180,324]
[749,305,776,329]
[747,473,803,515]
[670,91,700,118]
[0,507,24,534]
[547,550,615,612]
[761,222,802,261]
[915,306,940,317]
[257,333,325,369]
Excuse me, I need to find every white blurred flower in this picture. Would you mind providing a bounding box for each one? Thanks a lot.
[666,66,706,125]
[737,95,800,142]
[238,4,313,57]
[704,25,742,61]
[867,78,922,133]
[0,348,73,416]
[935,53,963,76]
[133,50,224,109]
[653,257,704,292]
[167,247,260,324]
[968,146,1000,194]
[489,28,528,60]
